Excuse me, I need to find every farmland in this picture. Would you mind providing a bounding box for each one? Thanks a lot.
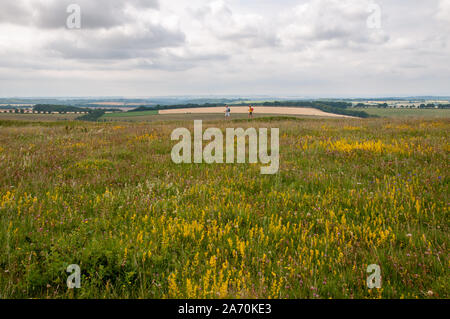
[103,110,159,118]
[353,108,450,118]
[99,108,346,123]
[0,113,79,122]
[0,114,448,299]
[158,106,354,118]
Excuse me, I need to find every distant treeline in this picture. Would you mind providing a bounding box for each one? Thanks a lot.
[313,103,370,118]
[33,104,122,113]
[434,104,450,109]
[354,103,450,109]
[129,101,371,118]
[76,110,108,121]
[252,101,352,109]
[30,104,126,122]
[34,104,91,113]
[129,104,225,112]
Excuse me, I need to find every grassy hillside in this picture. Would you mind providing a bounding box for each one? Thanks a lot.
[353,108,450,118]
[0,117,448,298]
[103,110,159,118]
[0,113,79,122]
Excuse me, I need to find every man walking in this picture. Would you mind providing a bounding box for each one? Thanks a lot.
[225,105,231,119]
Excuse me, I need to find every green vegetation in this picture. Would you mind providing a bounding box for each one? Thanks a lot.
[33,105,123,121]
[104,110,159,118]
[0,116,448,299]
[0,113,80,122]
[102,113,276,123]
[314,103,370,118]
[76,110,108,122]
[355,103,450,109]
[353,108,450,118]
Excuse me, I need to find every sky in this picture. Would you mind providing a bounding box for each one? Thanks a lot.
[0,0,449,98]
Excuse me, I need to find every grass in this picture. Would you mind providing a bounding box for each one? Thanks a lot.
[0,115,448,299]
[100,113,305,123]
[0,113,79,122]
[353,108,450,118]
[103,110,159,118]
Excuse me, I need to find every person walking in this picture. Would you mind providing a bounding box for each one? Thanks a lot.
[248,105,254,119]
[225,105,231,119]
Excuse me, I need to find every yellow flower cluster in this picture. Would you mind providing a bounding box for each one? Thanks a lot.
[135,133,158,142]
[320,138,407,154]
[75,159,114,170]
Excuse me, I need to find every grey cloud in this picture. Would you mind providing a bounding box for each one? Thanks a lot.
[0,0,159,29]
[131,55,228,72]
[191,1,279,48]
[0,2,32,25]
[46,45,229,72]
[36,0,159,29]
[279,0,389,49]
[46,24,185,60]
[217,23,280,48]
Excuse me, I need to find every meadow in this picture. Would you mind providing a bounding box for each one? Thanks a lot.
[100,112,310,123]
[0,113,79,122]
[103,110,159,118]
[353,108,450,118]
[0,114,448,299]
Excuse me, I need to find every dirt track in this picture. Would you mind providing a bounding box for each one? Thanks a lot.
[159,107,353,118]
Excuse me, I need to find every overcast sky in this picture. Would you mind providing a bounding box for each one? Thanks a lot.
[0,0,449,97]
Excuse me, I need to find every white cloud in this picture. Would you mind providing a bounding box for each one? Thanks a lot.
[190,0,278,48]
[278,0,389,48]
[436,0,450,29]
[0,0,160,29]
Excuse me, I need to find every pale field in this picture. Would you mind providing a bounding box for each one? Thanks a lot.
[159,107,354,118]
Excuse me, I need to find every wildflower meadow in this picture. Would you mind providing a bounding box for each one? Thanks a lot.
[0,116,448,299]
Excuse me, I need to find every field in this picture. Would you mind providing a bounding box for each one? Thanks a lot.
[103,110,159,118]
[0,113,79,122]
[0,114,448,299]
[353,108,450,118]
[101,107,354,123]
[102,112,261,123]
[159,106,354,118]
